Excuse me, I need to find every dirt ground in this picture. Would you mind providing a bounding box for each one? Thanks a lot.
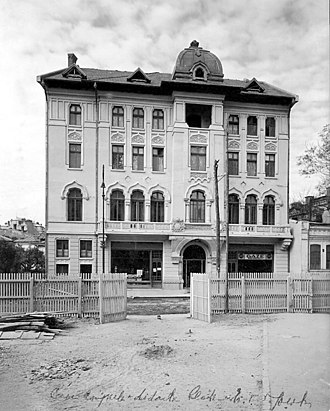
[0,313,329,411]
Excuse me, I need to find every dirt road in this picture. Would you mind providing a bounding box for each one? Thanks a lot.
[0,313,328,410]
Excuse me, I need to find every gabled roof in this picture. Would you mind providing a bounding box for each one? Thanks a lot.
[243,77,265,93]
[62,64,87,80]
[127,67,151,83]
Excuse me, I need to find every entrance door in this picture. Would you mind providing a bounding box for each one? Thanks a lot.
[183,245,206,288]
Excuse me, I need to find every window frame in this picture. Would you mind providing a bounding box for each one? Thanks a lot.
[150,191,165,222]
[112,106,124,128]
[67,188,83,221]
[132,146,144,171]
[245,195,257,224]
[228,152,239,175]
[56,264,69,275]
[80,240,92,258]
[152,109,164,130]
[69,143,82,169]
[310,244,321,270]
[190,145,206,171]
[228,194,239,224]
[56,239,69,258]
[152,147,164,172]
[263,196,275,225]
[69,104,82,126]
[132,107,144,129]
[247,152,258,176]
[110,190,125,221]
[190,190,206,223]
[228,115,239,135]
[112,144,124,170]
[265,117,276,137]
[131,190,145,221]
[265,153,275,177]
[247,115,258,136]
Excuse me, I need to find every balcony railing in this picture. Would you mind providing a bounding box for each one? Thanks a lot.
[229,224,291,236]
[104,221,171,232]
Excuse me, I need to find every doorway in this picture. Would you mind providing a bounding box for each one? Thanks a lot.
[183,244,206,288]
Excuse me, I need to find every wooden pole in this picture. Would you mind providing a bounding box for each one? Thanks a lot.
[214,160,221,277]
[224,129,229,313]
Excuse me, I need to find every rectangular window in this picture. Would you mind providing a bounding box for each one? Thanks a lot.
[132,108,144,128]
[152,147,164,172]
[69,143,81,168]
[310,244,321,270]
[228,152,239,175]
[266,117,276,137]
[80,264,92,278]
[228,115,239,134]
[265,154,275,177]
[112,145,124,169]
[326,245,330,270]
[152,109,164,130]
[56,264,69,275]
[247,116,258,136]
[56,240,69,257]
[247,153,257,176]
[69,104,81,126]
[132,146,144,170]
[191,146,206,171]
[112,106,124,127]
[80,240,92,258]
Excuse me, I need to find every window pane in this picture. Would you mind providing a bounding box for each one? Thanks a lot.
[80,240,92,258]
[56,264,68,275]
[132,146,144,170]
[133,108,144,128]
[247,153,257,176]
[69,104,81,126]
[326,245,330,269]
[190,191,205,223]
[152,109,164,130]
[247,116,257,135]
[266,117,275,137]
[265,154,275,177]
[112,106,124,127]
[110,190,125,221]
[245,195,257,224]
[56,240,69,257]
[152,147,164,171]
[69,143,81,168]
[191,146,206,171]
[228,152,239,175]
[112,145,124,169]
[229,195,239,223]
[68,188,82,221]
[228,115,239,134]
[310,244,321,270]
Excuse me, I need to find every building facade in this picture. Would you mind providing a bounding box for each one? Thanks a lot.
[38,41,297,288]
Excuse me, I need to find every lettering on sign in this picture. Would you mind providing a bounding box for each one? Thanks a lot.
[238,253,273,260]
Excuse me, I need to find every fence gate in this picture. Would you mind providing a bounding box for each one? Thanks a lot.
[190,273,211,322]
[99,273,127,323]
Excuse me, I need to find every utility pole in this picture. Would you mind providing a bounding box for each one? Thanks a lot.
[224,129,229,313]
[214,160,221,277]
[101,164,106,275]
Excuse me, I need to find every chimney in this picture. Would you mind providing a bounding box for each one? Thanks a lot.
[68,53,78,67]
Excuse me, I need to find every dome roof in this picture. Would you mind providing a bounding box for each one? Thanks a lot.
[172,40,224,82]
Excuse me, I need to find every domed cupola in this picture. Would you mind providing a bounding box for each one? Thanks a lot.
[172,40,224,82]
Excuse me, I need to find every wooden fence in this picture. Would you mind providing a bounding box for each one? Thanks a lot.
[0,273,127,323]
[191,272,330,321]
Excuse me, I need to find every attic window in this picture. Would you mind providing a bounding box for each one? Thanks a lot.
[186,104,211,128]
[127,68,151,83]
[245,78,265,93]
[194,67,206,80]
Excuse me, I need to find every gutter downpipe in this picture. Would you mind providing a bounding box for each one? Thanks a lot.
[225,128,229,313]
[94,82,99,275]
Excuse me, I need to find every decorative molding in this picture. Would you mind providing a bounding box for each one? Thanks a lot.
[172,218,185,232]
[189,173,210,183]
[61,181,89,200]
[246,141,258,150]
[228,140,240,149]
[151,135,165,145]
[111,132,125,142]
[68,131,82,141]
[265,142,277,151]
[131,134,145,144]
[190,134,207,144]
[281,238,292,251]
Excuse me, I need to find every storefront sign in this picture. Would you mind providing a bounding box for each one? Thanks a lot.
[238,253,273,260]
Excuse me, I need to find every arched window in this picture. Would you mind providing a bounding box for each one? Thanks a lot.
[245,195,257,224]
[132,107,144,128]
[190,190,205,223]
[266,117,275,137]
[263,196,275,225]
[194,67,205,79]
[67,188,82,221]
[229,194,239,224]
[110,190,125,221]
[112,106,124,127]
[69,104,81,126]
[131,190,144,221]
[247,115,257,136]
[150,192,164,222]
[152,109,164,130]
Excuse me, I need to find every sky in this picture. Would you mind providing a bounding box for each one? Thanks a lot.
[0,0,329,225]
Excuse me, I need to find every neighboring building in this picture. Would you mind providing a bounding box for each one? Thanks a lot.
[0,218,45,252]
[289,187,330,222]
[37,41,297,288]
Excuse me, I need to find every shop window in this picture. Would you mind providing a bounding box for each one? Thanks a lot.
[228,115,239,134]
[186,103,211,128]
[69,143,81,168]
[150,191,164,222]
[131,190,144,221]
[132,107,144,128]
[265,154,275,177]
[263,196,275,225]
[69,104,81,126]
[80,240,92,258]
[229,194,239,224]
[56,264,68,275]
[132,146,144,171]
[228,152,239,175]
[245,195,257,224]
[266,117,275,137]
[191,146,206,171]
[310,244,321,270]
[152,147,164,172]
[112,145,124,169]
[247,153,257,176]
[112,106,124,127]
[67,188,82,221]
[56,239,69,258]
[247,116,257,136]
[110,190,125,221]
[190,190,205,223]
[152,109,164,130]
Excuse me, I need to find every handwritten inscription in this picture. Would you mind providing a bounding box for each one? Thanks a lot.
[50,385,312,409]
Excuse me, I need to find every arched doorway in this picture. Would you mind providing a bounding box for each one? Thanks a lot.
[183,244,206,288]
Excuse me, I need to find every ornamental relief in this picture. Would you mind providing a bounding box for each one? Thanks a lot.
[172,218,185,232]
[111,132,125,142]
[151,135,165,145]
[265,143,277,151]
[228,140,240,149]
[67,131,82,142]
[131,134,145,144]
[189,173,210,183]
[190,134,207,144]
[246,141,258,150]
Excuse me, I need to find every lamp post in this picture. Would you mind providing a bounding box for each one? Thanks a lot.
[101,164,106,275]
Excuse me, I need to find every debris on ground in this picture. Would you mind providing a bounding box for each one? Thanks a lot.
[0,312,69,340]
[141,344,174,359]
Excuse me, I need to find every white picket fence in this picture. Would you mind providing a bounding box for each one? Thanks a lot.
[191,272,330,322]
[0,273,127,323]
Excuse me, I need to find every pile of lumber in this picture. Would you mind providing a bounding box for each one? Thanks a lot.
[0,312,66,339]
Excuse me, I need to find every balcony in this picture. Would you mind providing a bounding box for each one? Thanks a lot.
[228,224,292,238]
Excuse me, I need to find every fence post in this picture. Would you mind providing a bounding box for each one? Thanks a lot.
[190,273,194,318]
[77,276,82,318]
[241,276,245,314]
[287,276,292,313]
[29,274,34,312]
[309,278,313,314]
[207,277,211,323]
[99,273,104,324]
